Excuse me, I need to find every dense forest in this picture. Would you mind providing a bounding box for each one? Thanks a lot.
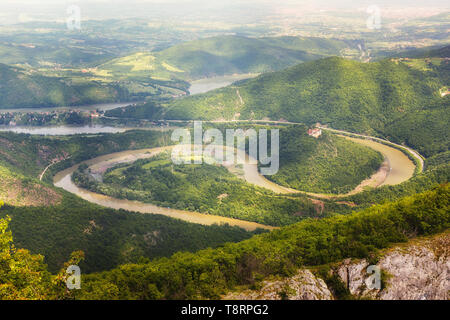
[76,185,450,300]
[382,98,449,157]
[269,126,383,194]
[0,195,260,273]
[138,56,449,157]
[0,130,261,272]
[1,185,447,300]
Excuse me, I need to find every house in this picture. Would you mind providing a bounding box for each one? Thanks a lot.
[307,128,322,138]
[90,111,100,118]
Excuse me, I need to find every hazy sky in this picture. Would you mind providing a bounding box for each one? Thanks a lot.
[0,0,448,24]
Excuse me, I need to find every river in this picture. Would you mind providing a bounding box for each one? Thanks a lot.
[53,147,275,232]
[343,136,415,186]
[53,135,416,230]
[0,125,130,136]
[189,74,258,95]
[0,76,256,135]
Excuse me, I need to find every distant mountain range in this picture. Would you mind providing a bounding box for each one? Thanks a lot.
[0,63,125,109]
[97,35,357,81]
[0,35,358,108]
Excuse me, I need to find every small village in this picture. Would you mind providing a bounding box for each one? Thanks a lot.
[0,108,172,128]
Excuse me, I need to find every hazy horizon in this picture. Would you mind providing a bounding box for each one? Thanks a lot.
[0,0,448,25]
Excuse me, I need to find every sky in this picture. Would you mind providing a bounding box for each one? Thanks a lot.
[0,0,448,24]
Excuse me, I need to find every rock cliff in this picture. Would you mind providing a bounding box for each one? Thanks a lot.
[223,233,449,300]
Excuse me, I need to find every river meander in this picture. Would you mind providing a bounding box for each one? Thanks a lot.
[53,136,416,230]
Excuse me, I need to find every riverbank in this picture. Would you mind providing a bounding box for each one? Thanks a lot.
[52,132,417,229]
[53,148,276,232]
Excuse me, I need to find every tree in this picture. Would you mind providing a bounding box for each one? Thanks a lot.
[0,201,84,300]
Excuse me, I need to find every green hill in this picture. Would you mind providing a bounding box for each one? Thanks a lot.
[156,55,448,156]
[270,126,383,194]
[0,36,356,108]
[0,63,123,108]
[153,36,349,79]
[383,98,449,158]
[97,35,355,82]
[162,57,442,126]
[74,184,449,300]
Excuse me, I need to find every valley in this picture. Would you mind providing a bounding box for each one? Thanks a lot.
[52,128,417,229]
[54,154,274,232]
[0,3,448,303]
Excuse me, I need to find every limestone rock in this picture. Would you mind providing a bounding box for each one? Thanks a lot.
[224,270,333,300]
[336,234,449,300]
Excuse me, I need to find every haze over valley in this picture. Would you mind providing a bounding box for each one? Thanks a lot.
[0,0,448,304]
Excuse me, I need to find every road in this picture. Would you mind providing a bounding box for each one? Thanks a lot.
[39,157,70,181]
[158,119,425,172]
[49,120,424,229]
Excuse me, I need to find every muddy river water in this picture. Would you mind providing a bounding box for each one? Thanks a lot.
[53,148,276,231]
[53,136,416,230]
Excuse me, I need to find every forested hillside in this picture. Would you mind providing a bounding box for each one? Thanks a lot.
[270,126,383,194]
[383,98,449,157]
[98,35,355,82]
[0,63,127,109]
[75,185,449,299]
[153,54,448,157]
[161,57,442,128]
[0,130,260,273]
[2,196,259,274]
[1,184,447,300]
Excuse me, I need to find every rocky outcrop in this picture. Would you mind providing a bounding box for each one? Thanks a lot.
[223,233,449,300]
[336,233,449,300]
[223,270,333,300]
